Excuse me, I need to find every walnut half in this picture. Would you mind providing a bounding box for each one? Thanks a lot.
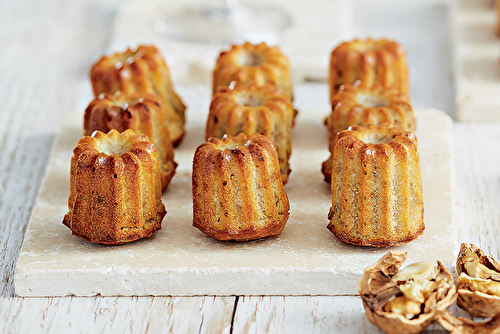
[358,251,456,334]
[436,311,500,334]
[456,243,500,317]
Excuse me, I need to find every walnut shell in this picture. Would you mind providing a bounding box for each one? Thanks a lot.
[357,251,456,334]
[436,311,500,334]
[456,243,500,317]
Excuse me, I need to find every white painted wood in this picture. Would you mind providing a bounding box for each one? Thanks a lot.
[0,296,235,334]
[233,296,369,334]
[232,297,474,334]
[453,123,500,259]
[1,0,498,333]
[451,0,500,121]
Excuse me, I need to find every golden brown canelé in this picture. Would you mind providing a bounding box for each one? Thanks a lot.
[207,83,293,184]
[327,124,424,247]
[90,45,186,146]
[213,42,293,102]
[63,129,166,245]
[84,92,177,191]
[192,133,290,241]
[322,84,415,182]
[329,38,409,105]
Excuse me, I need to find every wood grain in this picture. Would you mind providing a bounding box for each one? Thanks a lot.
[1,0,498,333]
[0,296,235,333]
[232,297,476,334]
[0,0,124,298]
[454,123,500,259]
[452,0,500,122]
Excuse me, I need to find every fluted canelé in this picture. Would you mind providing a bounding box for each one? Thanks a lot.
[322,84,415,183]
[84,92,177,191]
[192,133,290,241]
[329,38,409,104]
[63,129,166,245]
[327,124,424,247]
[207,83,293,183]
[90,45,186,145]
[213,42,293,101]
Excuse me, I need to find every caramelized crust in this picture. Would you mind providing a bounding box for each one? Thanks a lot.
[327,124,424,247]
[63,129,166,245]
[90,45,186,145]
[192,133,290,241]
[213,42,293,101]
[207,83,293,184]
[322,84,415,182]
[329,38,409,104]
[84,92,177,191]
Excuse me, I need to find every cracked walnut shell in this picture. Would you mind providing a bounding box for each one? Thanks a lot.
[358,251,456,334]
[437,311,500,334]
[456,243,500,317]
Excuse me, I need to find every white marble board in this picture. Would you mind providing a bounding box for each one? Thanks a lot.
[14,85,456,297]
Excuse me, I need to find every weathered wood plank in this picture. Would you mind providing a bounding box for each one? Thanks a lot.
[233,297,474,334]
[233,296,369,334]
[0,296,235,334]
[454,124,500,259]
[2,0,500,334]
[0,0,123,298]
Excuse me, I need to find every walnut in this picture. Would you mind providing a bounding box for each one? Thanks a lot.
[357,251,456,334]
[456,243,500,317]
[436,311,500,334]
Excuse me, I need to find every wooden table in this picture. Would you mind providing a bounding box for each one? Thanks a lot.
[2,0,498,332]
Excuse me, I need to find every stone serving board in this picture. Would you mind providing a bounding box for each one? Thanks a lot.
[14,85,455,296]
[452,0,500,121]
